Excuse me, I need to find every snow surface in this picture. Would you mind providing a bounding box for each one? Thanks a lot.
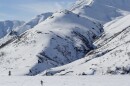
[0,76,129,86]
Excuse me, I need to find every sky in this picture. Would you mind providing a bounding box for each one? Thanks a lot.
[0,0,76,21]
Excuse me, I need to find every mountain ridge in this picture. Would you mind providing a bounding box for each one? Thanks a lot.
[71,0,130,23]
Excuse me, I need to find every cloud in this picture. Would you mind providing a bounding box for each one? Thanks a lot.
[15,1,70,14]
[0,13,16,20]
[0,13,6,16]
[55,2,64,10]
[0,13,18,21]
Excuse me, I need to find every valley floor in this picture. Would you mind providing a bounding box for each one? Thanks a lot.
[0,76,129,86]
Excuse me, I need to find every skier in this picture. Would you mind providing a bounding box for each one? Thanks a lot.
[40,80,43,86]
[9,71,11,76]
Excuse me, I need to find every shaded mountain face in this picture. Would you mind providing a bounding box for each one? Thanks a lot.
[71,0,130,23]
[0,20,24,38]
[40,14,130,76]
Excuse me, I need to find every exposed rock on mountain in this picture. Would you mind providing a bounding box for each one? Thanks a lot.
[0,20,24,38]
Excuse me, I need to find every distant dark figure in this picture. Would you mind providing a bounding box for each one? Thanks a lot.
[9,71,11,76]
[29,69,32,73]
[41,80,43,86]
[77,14,80,17]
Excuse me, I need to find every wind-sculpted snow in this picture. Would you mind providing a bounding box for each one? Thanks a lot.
[0,10,103,75]
[71,0,130,23]
[40,14,130,76]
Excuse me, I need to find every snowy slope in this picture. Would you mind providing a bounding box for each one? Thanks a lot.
[0,20,24,38]
[71,0,130,23]
[0,10,103,76]
[40,14,130,76]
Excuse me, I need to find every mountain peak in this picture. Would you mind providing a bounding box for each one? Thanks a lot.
[71,0,130,23]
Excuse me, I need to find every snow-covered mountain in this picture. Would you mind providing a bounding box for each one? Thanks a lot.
[0,10,103,75]
[40,14,130,76]
[0,0,130,76]
[0,20,24,38]
[71,0,130,23]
